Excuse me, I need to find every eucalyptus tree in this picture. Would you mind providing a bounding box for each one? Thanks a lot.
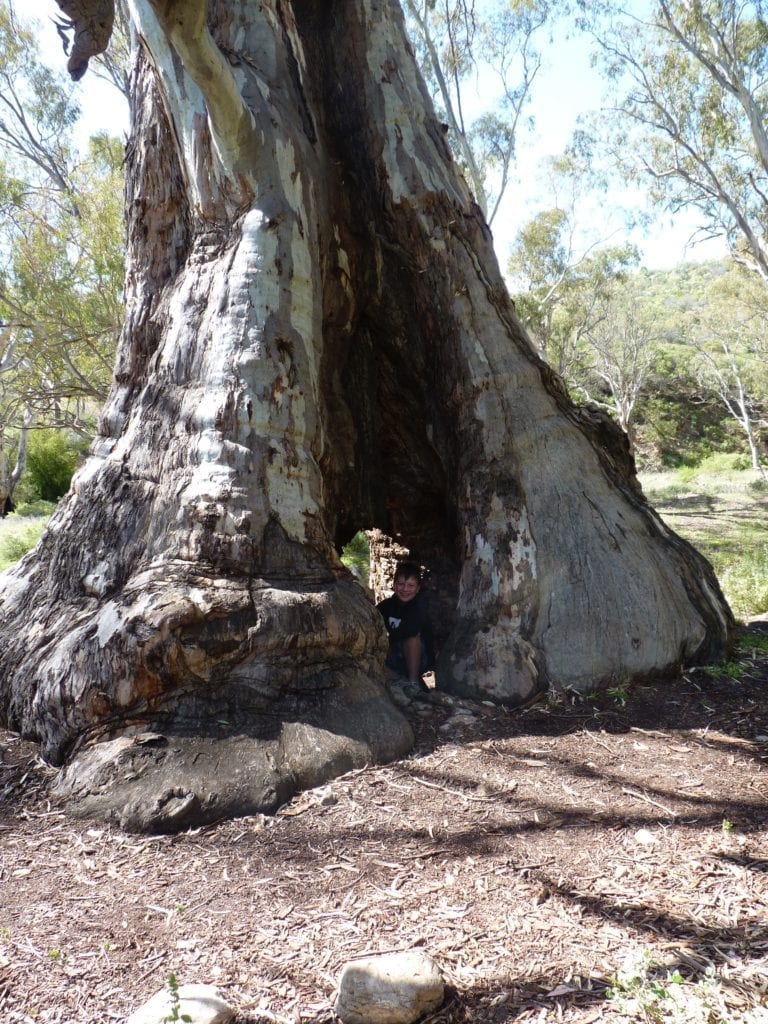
[0,0,732,833]
[1,135,123,426]
[580,277,660,452]
[510,218,639,379]
[0,328,29,510]
[689,265,768,475]
[0,0,82,503]
[507,149,640,383]
[403,0,558,225]
[585,0,768,280]
[0,2,80,202]
[0,2,125,504]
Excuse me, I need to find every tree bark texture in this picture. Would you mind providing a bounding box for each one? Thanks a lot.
[0,0,732,831]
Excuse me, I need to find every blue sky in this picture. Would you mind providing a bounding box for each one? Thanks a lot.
[482,23,728,271]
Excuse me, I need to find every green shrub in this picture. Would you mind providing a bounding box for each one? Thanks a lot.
[12,499,58,517]
[694,451,747,474]
[665,452,752,485]
[674,465,697,484]
[635,392,735,468]
[341,531,370,584]
[0,520,48,572]
[25,430,86,502]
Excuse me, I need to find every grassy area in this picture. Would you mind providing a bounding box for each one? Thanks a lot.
[641,462,768,620]
[0,515,50,573]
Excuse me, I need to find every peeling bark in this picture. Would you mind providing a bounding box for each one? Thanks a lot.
[0,0,733,831]
[53,0,115,80]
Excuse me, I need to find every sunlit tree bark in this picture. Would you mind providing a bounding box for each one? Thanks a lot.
[0,0,732,832]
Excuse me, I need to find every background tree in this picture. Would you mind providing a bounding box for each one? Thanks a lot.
[0,2,125,503]
[509,209,639,381]
[0,327,29,511]
[614,260,752,469]
[0,0,731,834]
[403,0,557,224]
[507,143,638,378]
[0,135,123,425]
[579,277,659,452]
[585,0,768,280]
[507,148,638,377]
[688,264,768,475]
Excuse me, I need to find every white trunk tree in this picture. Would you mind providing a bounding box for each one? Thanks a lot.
[695,339,767,478]
[0,0,733,832]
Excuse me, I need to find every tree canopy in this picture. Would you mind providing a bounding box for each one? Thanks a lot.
[584,0,768,279]
[0,1,125,501]
[403,0,560,224]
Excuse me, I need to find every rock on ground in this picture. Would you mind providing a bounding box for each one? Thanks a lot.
[127,983,234,1024]
[334,950,444,1024]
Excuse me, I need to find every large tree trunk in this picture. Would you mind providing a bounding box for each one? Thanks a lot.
[0,0,732,832]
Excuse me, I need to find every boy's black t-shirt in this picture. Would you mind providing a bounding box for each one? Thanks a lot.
[377,592,431,643]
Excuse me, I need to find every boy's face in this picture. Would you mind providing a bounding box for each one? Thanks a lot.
[393,574,420,603]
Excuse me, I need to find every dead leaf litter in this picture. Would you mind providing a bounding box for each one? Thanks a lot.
[1,628,768,1023]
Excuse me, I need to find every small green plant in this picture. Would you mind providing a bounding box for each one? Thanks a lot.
[735,633,768,656]
[47,948,64,962]
[576,685,628,706]
[163,973,192,1024]
[0,926,11,941]
[712,661,745,680]
[545,689,566,709]
[606,681,630,706]
[673,464,698,484]
[721,818,734,836]
[607,949,725,1023]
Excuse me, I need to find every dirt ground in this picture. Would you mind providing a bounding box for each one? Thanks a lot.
[1,619,767,1024]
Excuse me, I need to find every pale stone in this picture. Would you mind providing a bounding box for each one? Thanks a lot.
[334,950,444,1024]
[127,983,235,1024]
[634,828,659,846]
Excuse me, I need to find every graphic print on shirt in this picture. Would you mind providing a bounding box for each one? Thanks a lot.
[388,617,402,630]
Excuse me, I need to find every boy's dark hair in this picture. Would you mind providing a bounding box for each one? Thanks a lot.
[393,561,422,582]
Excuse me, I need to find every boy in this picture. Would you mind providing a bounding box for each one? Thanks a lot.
[377,561,433,689]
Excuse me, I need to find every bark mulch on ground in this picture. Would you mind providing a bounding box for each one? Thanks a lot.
[1,624,767,1024]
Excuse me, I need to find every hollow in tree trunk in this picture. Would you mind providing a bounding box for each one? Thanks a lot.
[0,0,733,832]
